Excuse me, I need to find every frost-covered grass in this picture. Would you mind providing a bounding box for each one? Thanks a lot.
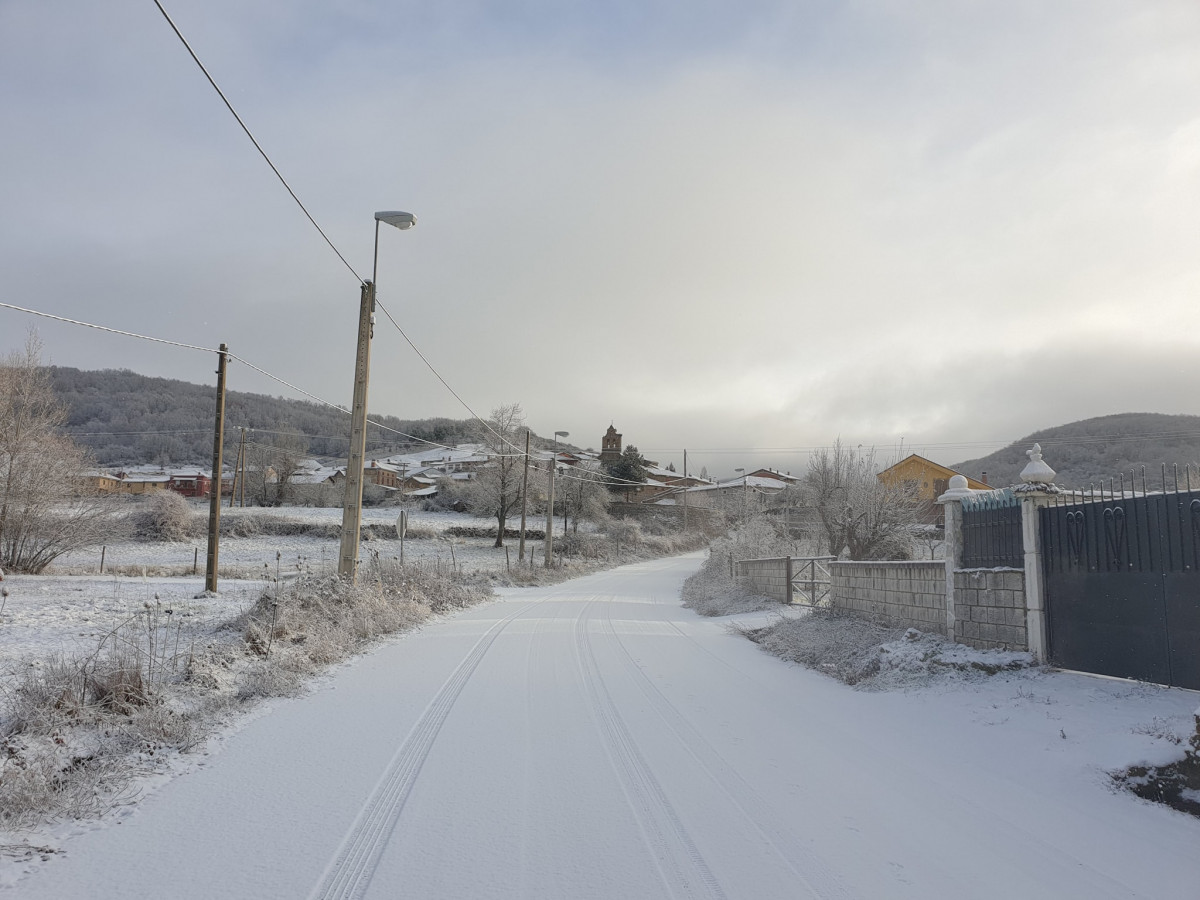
[0,561,490,831]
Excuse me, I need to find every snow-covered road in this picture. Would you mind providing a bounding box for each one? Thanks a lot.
[11,554,1200,898]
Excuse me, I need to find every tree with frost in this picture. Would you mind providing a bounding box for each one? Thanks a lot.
[559,460,611,534]
[244,429,308,506]
[0,333,112,573]
[457,403,528,547]
[803,439,922,560]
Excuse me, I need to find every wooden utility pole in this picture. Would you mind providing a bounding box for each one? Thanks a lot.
[204,344,228,594]
[518,430,530,561]
[229,427,246,508]
[544,437,561,568]
[683,448,688,532]
[338,280,376,582]
[239,431,247,507]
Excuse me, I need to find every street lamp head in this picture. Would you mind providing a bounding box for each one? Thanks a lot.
[555,431,569,438]
[374,210,416,230]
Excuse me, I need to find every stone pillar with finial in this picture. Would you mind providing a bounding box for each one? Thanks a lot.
[1015,442,1061,662]
[937,473,979,643]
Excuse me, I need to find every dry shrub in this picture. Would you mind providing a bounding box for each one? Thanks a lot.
[237,563,490,696]
[131,491,197,542]
[0,740,133,829]
[87,652,148,714]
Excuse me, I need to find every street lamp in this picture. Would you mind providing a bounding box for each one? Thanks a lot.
[338,210,416,582]
[735,467,747,518]
[545,430,569,567]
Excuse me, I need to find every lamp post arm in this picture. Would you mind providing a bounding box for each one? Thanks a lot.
[372,218,381,287]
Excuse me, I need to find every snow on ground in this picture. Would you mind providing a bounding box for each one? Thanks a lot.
[48,507,519,577]
[5,554,1200,898]
[0,508,537,683]
[0,575,261,672]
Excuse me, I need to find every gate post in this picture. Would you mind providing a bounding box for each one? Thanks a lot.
[937,476,976,642]
[1016,443,1060,664]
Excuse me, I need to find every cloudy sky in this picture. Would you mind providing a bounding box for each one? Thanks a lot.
[2,1,1199,478]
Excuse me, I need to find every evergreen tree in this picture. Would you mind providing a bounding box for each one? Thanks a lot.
[605,445,648,498]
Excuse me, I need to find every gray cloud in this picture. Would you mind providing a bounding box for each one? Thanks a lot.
[3,1,1199,479]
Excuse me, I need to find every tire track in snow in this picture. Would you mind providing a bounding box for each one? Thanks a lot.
[309,600,539,900]
[575,598,730,900]
[601,602,859,900]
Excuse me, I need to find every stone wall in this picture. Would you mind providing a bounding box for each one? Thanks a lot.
[735,557,789,603]
[953,568,1026,651]
[733,555,1032,653]
[830,561,948,635]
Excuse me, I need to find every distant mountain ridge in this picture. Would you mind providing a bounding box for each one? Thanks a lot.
[951,413,1200,490]
[48,367,481,467]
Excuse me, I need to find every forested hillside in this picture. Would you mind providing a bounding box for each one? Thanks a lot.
[952,413,1200,490]
[49,367,478,466]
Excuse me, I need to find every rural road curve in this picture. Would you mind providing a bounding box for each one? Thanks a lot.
[12,554,1199,899]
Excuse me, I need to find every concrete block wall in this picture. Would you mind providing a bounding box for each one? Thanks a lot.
[953,568,1027,651]
[735,557,790,603]
[830,561,947,636]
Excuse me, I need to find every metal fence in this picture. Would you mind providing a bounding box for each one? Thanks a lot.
[961,489,1023,568]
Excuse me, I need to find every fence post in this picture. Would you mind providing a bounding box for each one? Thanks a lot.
[938,476,975,642]
[785,556,793,604]
[1017,443,1059,663]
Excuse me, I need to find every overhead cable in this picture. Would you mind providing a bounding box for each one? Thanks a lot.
[150,0,363,284]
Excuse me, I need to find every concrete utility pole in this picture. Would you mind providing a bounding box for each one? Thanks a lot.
[338,279,375,581]
[204,343,228,594]
[518,430,530,561]
[338,210,415,583]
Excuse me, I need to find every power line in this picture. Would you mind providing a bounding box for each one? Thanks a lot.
[372,298,525,457]
[0,302,218,353]
[150,2,536,466]
[150,0,363,284]
[0,298,491,458]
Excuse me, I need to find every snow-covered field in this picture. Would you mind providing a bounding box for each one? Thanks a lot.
[4,554,1200,898]
[49,507,525,576]
[0,509,526,669]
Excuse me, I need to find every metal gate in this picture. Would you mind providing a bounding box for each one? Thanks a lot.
[1040,479,1200,689]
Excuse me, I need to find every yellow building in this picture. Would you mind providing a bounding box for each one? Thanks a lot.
[877,454,990,502]
[877,454,991,525]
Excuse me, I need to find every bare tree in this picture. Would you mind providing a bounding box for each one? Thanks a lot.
[244,430,308,506]
[803,439,922,560]
[560,460,611,534]
[0,333,113,572]
[460,403,527,547]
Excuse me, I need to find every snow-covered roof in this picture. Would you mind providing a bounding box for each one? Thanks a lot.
[684,475,788,494]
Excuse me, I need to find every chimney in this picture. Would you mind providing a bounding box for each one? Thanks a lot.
[981,471,988,485]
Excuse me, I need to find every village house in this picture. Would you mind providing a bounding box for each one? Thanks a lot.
[876,454,990,524]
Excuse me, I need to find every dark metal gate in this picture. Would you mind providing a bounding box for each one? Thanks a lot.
[1040,477,1200,689]
[962,489,1024,569]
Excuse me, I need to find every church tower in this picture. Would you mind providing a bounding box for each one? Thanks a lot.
[599,425,622,464]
